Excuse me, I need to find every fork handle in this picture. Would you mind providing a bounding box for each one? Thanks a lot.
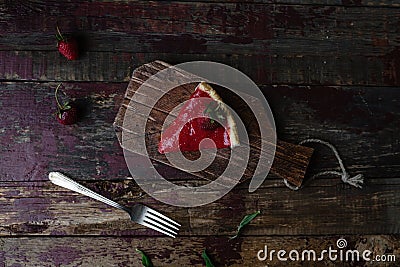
[49,172,130,213]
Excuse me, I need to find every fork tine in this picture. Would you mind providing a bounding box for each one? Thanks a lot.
[140,221,177,238]
[145,212,180,231]
[143,215,179,236]
[146,208,181,227]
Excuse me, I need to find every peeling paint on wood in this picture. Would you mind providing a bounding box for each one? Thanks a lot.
[0,180,398,236]
[0,235,398,266]
[0,0,399,265]
[1,82,398,182]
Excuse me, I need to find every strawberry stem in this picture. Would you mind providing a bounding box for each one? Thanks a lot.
[56,25,64,41]
[54,83,63,110]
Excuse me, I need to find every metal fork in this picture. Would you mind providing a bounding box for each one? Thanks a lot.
[48,172,180,238]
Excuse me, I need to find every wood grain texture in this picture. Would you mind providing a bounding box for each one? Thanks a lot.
[0,235,398,266]
[1,0,399,265]
[114,61,313,187]
[1,1,400,37]
[0,82,132,182]
[1,2,400,85]
[1,82,399,183]
[1,82,397,237]
[0,179,398,236]
[1,49,398,85]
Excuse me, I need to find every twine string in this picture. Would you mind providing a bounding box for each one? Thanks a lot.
[284,139,364,190]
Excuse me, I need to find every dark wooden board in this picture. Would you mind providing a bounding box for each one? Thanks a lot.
[114,61,313,186]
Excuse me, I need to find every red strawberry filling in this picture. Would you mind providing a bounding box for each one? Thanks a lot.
[158,83,233,154]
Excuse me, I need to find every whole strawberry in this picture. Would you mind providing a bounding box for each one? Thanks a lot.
[56,26,78,60]
[54,83,78,125]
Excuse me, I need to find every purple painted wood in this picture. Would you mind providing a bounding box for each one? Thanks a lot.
[1,83,398,182]
[0,0,399,265]
[0,235,397,266]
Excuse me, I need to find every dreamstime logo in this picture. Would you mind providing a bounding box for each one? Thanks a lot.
[122,61,276,207]
[336,238,347,249]
[257,238,396,263]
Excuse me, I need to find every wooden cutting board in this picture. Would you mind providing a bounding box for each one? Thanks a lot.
[114,61,313,187]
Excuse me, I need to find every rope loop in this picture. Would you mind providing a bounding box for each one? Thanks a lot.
[284,139,364,190]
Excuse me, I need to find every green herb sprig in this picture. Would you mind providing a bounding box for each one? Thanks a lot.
[202,250,215,267]
[230,210,261,240]
[136,248,154,267]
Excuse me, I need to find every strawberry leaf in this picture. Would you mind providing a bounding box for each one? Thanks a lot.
[136,249,153,267]
[201,250,215,267]
[230,210,261,240]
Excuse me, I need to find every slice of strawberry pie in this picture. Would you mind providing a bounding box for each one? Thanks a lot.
[158,82,239,154]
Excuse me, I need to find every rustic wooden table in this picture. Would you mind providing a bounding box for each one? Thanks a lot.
[1,1,399,266]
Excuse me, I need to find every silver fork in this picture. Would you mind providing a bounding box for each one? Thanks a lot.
[48,172,180,238]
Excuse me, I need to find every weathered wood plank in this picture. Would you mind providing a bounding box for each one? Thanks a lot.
[0,82,399,183]
[0,235,398,266]
[1,50,399,86]
[1,1,400,37]
[52,0,400,7]
[0,82,131,181]
[1,32,398,60]
[0,1,398,264]
[159,0,400,6]
[264,84,400,180]
[1,3,400,85]
[0,179,398,236]
[0,51,133,82]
